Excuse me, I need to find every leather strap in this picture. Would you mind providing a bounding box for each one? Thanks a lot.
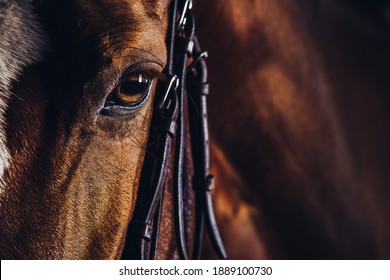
[121,0,226,260]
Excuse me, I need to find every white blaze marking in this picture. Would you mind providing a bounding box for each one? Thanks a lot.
[0,1,46,190]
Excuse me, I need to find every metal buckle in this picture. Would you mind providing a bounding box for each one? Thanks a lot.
[177,0,193,31]
[189,51,208,69]
[158,75,179,110]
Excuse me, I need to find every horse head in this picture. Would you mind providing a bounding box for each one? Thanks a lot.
[2,0,390,260]
[0,0,174,259]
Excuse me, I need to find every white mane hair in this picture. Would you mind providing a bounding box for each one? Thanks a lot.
[0,0,46,188]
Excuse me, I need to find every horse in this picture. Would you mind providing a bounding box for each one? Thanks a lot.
[1,0,390,259]
[197,0,390,259]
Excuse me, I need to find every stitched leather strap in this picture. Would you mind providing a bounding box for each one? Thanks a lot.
[122,0,226,260]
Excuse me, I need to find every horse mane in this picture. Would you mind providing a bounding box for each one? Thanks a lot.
[0,0,46,186]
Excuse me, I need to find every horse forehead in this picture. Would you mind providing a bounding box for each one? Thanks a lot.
[76,0,170,63]
[79,0,170,20]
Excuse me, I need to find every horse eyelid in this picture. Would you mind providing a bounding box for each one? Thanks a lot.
[121,62,163,81]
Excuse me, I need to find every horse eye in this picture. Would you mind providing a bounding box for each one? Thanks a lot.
[101,72,155,116]
[110,74,152,107]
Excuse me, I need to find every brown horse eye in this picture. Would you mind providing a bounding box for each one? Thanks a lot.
[113,74,151,106]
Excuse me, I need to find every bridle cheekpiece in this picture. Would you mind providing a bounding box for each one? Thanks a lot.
[122,0,226,260]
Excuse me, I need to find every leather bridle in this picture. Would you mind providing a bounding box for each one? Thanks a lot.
[121,0,226,260]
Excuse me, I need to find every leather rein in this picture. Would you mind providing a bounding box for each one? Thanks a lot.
[121,0,226,260]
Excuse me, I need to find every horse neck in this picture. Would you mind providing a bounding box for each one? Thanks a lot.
[194,0,390,258]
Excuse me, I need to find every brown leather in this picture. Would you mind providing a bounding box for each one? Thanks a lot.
[121,0,226,260]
